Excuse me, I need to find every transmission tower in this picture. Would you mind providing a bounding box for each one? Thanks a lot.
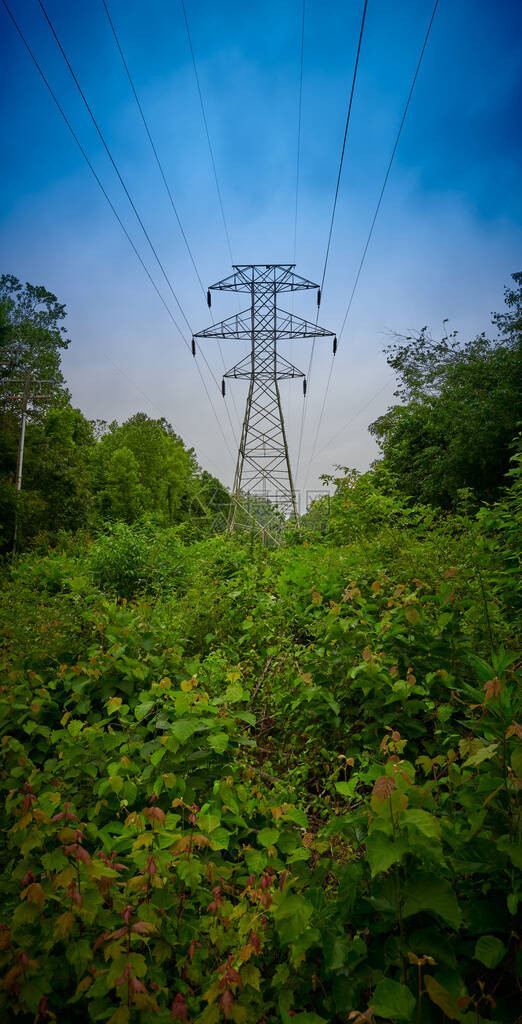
[193,264,335,531]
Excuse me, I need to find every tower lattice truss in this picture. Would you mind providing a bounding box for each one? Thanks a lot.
[194,264,335,528]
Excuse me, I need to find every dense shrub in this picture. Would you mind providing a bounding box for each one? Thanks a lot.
[87,522,187,598]
[0,481,520,1022]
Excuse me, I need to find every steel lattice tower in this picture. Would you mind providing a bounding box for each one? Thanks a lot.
[194,264,335,531]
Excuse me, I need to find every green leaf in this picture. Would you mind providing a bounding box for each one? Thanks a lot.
[497,835,522,868]
[367,831,407,876]
[287,847,310,863]
[273,894,313,945]
[195,1006,220,1024]
[463,743,499,767]
[402,872,462,929]
[198,812,220,833]
[209,827,230,851]
[507,893,518,915]
[176,859,203,889]
[474,934,506,968]
[424,976,460,1020]
[372,979,416,1021]
[257,827,279,848]
[135,701,154,721]
[335,779,357,797]
[402,808,441,839]
[208,731,229,753]
[150,747,166,766]
[511,746,522,778]
[170,719,199,743]
[224,682,243,703]
[285,807,308,828]
[238,710,256,726]
[124,779,138,805]
[67,719,84,738]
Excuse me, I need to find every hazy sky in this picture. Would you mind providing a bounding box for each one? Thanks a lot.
[1,0,521,499]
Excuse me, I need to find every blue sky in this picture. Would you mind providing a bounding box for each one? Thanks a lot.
[1,0,521,497]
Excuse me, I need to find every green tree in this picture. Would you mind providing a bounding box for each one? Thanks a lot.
[0,274,69,391]
[369,273,522,507]
[102,446,143,523]
[94,413,198,525]
[2,406,96,547]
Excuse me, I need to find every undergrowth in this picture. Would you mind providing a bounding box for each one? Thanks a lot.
[0,477,520,1024]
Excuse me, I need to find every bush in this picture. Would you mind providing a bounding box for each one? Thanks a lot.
[88,522,186,598]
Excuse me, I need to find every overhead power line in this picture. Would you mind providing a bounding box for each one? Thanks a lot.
[337,0,439,342]
[100,0,241,433]
[2,0,235,463]
[302,0,439,492]
[37,0,238,452]
[100,0,207,299]
[292,0,306,263]
[295,0,368,483]
[36,0,193,337]
[319,0,368,295]
[180,0,234,265]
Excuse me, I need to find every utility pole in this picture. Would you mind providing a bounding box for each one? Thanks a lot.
[0,371,58,558]
[193,264,335,535]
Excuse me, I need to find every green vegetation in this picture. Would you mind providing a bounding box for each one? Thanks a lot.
[0,274,520,1023]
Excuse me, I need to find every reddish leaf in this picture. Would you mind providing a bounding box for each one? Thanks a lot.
[131,921,156,935]
[129,976,146,995]
[220,989,234,1019]
[372,776,395,802]
[171,993,189,1020]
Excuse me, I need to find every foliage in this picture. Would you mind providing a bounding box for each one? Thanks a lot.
[369,273,522,508]
[0,469,520,1022]
[87,522,187,599]
[93,414,198,527]
[0,273,69,388]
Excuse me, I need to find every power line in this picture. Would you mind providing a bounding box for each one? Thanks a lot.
[180,0,234,265]
[100,0,241,434]
[292,0,306,263]
[2,0,235,464]
[36,0,194,337]
[103,355,226,475]
[295,0,368,483]
[302,0,439,491]
[313,375,395,462]
[338,0,439,342]
[288,0,307,439]
[36,0,237,454]
[319,0,368,295]
[100,0,207,299]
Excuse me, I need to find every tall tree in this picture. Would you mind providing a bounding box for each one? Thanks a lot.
[94,413,198,525]
[0,274,69,391]
[369,273,522,508]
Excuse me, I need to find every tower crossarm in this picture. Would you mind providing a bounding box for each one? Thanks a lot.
[208,263,320,293]
[224,354,304,381]
[194,308,334,343]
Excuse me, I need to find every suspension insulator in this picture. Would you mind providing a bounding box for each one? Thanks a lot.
[191,337,196,357]
[333,335,337,355]
[317,288,321,307]
[221,378,226,397]
[207,290,212,308]
[303,378,307,397]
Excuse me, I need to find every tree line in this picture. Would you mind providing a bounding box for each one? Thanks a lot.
[1,270,521,553]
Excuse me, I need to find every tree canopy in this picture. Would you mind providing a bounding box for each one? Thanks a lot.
[369,273,522,508]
